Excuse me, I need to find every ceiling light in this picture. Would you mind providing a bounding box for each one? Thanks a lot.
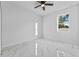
[41,4,45,7]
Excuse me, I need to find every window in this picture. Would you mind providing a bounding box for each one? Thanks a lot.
[57,13,69,32]
[35,22,38,36]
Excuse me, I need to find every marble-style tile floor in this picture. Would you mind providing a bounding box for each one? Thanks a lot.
[1,40,36,57]
[0,39,79,57]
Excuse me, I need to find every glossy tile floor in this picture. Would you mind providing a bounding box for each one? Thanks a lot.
[1,39,79,57]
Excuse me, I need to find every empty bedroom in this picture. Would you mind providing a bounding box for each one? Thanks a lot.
[0,1,79,57]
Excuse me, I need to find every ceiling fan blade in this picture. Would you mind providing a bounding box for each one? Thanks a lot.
[45,3,53,6]
[42,7,45,11]
[35,5,41,8]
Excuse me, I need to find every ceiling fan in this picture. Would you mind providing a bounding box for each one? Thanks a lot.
[34,1,54,11]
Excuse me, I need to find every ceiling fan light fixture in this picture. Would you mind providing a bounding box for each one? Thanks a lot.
[34,1,54,11]
[41,4,45,7]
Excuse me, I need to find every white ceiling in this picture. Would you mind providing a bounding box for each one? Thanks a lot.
[8,1,79,16]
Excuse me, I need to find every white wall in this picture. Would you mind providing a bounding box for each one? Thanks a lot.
[37,16,44,39]
[43,4,79,45]
[0,2,1,54]
[1,2,41,48]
